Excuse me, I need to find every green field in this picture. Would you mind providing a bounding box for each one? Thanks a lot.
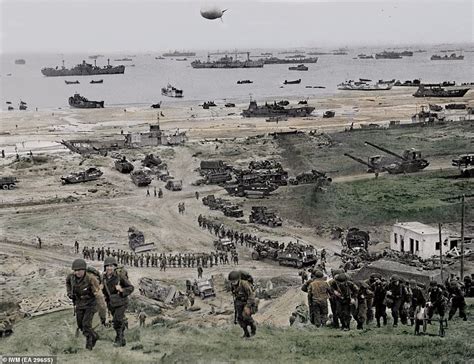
[270,170,473,229]
[1,303,473,364]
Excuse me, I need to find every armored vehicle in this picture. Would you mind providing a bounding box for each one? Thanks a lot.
[249,206,282,227]
[131,170,152,187]
[128,227,154,252]
[277,243,317,268]
[142,154,162,168]
[61,167,103,184]
[452,154,474,178]
[115,157,134,173]
[288,170,332,186]
[0,177,17,190]
[251,242,279,261]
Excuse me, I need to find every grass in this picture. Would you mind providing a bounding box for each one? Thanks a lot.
[271,170,472,228]
[1,303,473,363]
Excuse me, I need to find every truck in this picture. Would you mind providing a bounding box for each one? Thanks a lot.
[192,279,216,299]
[249,206,283,227]
[165,179,183,191]
[213,238,235,251]
[0,177,17,190]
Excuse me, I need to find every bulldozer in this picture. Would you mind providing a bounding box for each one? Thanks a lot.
[344,141,429,175]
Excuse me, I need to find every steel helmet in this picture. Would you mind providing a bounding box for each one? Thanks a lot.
[313,270,324,278]
[72,258,87,271]
[390,274,400,282]
[228,271,241,281]
[335,273,347,282]
[104,256,117,267]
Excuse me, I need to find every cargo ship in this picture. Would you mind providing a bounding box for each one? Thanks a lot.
[242,100,314,118]
[191,55,263,69]
[260,57,318,64]
[41,60,125,77]
[413,85,469,98]
[162,50,196,57]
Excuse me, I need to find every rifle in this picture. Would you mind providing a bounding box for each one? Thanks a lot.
[69,275,77,316]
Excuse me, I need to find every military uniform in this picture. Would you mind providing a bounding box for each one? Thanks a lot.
[102,261,134,347]
[66,259,105,350]
[230,272,257,338]
[307,273,330,327]
[448,281,467,321]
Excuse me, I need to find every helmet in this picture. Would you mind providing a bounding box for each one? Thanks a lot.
[228,271,241,281]
[390,274,400,282]
[409,279,417,286]
[313,270,324,278]
[104,257,117,267]
[331,269,343,277]
[72,258,86,271]
[335,273,347,282]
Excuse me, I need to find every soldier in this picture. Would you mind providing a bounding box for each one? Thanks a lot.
[66,259,106,350]
[102,257,134,347]
[408,280,426,326]
[195,191,200,200]
[320,249,327,263]
[331,273,356,331]
[197,265,203,279]
[158,188,163,198]
[307,270,330,327]
[328,269,344,328]
[355,282,372,330]
[448,280,467,321]
[387,275,404,327]
[74,240,79,254]
[154,186,157,197]
[229,271,257,338]
[138,311,147,327]
[299,269,308,285]
[372,277,388,328]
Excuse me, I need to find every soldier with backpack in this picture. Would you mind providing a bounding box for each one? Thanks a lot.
[66,259,107,350]
[102,257,134,347]
[229,270,258,338]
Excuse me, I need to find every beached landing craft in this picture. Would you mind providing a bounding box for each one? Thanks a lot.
[337,79,393,91]
[161,84,183,98]
[413,85,469,98]
[68,94,104,108]
[288,64,308,71]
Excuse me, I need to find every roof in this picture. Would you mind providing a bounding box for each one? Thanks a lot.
[393,221,448,236]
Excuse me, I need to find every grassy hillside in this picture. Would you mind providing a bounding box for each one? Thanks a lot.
[1,302,473,364]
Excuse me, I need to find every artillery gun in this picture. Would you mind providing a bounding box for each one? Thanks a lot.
[115,156,134,173]
[249,206,282,227]
[344,142,429,175]
[213,237,235,251]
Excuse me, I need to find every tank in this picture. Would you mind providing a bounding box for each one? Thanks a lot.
[115,157,134,174]
[276,242,317,268]
[131,170,152,187]
[61,168,103,184]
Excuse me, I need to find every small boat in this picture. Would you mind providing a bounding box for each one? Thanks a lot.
[429,104,443,111]
[283,79,301,85]
[65,80,80,85]
[289,64,308,71]
[298,100,307,105]
[225,103,236,107]
[175,58,187,61]
[19,101,27,111]
[237,80,253,84]
[202,101,217,109]
[155,56,165,60]
[161,84,183,98]
[114,58,133,62]
[68,93,104,108]
[151,102,162,109]
[266,116,288,122]
[15,59,26,65]
[90,79,103,84]
[431,53,464,61]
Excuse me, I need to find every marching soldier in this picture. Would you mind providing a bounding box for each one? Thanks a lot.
[307,270,330,327]
[66,259,106,350]
[102,257,134,347]
[229,271,257,338]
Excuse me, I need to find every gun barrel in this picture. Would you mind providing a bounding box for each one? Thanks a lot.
[364,141,405,160]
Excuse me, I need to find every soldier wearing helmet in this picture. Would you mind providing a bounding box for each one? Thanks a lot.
[307,270,330,327]
[66,259,104,350]
[228,271,257,338]
[330,273,358,330]
[408,279,426,326]
[102,256,134,347]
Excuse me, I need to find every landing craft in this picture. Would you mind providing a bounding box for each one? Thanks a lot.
[200,6,227,21]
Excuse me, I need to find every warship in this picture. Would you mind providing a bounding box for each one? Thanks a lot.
[162,50,196,57]
[191,55,263,68]
[161,84,183,98]
[242,100,314,118]
[41,59,125,77]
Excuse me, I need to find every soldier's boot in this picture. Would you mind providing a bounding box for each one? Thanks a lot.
[120,326,127,347]
[250,323,257,337]
[85,335,94,350]
[113,329,121,347]
[383,315,387,326]
[241,325,251,338]
[393,317,398,327]
[376,318,381,328]
[356,320,363,330]
[410,319,415,326]
[90,332,98,349]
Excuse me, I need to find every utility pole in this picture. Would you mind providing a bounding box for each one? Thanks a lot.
[439,223,443,282]
[460,195,465,280]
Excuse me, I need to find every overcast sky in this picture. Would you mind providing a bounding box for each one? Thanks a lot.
[1,0,472,53]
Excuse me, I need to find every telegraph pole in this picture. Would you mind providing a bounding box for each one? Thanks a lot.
[460,195,465,280]
[438,223,443,282]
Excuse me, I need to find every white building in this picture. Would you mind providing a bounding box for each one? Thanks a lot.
[391,222,454,260]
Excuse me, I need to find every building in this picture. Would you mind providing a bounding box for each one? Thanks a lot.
[391,222,453,260]
[124,123,187,148]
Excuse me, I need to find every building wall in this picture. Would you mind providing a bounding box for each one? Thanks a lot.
[391,225,449,259]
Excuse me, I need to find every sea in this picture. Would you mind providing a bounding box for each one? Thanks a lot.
[1,45,473,111]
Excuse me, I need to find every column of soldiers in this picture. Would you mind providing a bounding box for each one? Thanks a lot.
[302,269,468,333]
[80,245,237,269]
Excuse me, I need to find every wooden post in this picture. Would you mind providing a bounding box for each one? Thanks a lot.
[439,223,443,282]
[460,195,465,280]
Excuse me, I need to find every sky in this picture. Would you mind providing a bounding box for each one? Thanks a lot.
[0,0,473,53]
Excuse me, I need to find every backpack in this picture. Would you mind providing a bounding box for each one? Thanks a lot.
[86,266,103,284]
[239,270,254,285]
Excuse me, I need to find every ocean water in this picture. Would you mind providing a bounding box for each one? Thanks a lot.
[1,46,473,110]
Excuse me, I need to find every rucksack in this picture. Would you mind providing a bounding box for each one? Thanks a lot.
[239,270,254,285]
[86,266,103,284]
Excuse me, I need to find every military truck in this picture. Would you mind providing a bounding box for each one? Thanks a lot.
[0,177,17,190]
[61,168,103,184]
[214,238,235,251]
[128,226,155,252]
[223,205,244,218]
[249,206,282,227]
[344,227,370,251]
[192,279,216,299]
[288,170,332,186]
[131,170,152,187]
[142,154,163,168]
[452,154,474,178]
[165,179,183,191]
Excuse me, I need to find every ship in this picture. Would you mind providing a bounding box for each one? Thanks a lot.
[242,100,314,118]
[413,85,469,98]
[307,51,330,55]
[283,79,301,85]
[237,80,253,84]
[41,59,125,77]
[68,93,104,108]
[261,57,318,64]
[15,59,26,65]
[65,80,80,85]
[114,58,133,61]
[191,55,264,69]
[375,51,403,59]
[162,50,196,57]
[430,53,464,61]
[357,54,374,59]
[337,80,393,91]
[90,79,103,84]
[161,84,183,98]
[289,64,308,71]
